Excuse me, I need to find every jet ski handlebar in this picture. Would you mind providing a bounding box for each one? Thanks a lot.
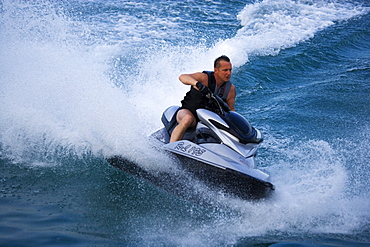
[211,94,231,115]
[195,81,231,116]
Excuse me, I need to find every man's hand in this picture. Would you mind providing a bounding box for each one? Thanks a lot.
[196,82,212,98]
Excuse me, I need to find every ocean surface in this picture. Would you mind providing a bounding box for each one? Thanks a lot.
[1,0,369,246]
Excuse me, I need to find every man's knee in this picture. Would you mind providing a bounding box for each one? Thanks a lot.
[179,116,193,129]
[177,110,196,128]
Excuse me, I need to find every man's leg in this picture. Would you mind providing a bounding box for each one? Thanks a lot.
[170,109,197,143]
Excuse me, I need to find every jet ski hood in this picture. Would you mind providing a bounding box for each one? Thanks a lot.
[219,111,263,144]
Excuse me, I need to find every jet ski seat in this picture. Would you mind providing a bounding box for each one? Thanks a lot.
[161,106,197,142]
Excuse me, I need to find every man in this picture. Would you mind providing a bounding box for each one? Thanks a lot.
[170,55,236,143]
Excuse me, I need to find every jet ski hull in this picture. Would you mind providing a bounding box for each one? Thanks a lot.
[106,155,240,204]
[173,154,274,199]
[106,154,273,201]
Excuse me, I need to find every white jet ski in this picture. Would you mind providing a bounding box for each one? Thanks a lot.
[149,94,274,199]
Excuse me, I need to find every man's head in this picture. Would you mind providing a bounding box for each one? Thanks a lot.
[214,55,232,83]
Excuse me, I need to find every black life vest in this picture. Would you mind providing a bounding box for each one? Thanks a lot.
[202,71,232,102]
[180,71,233,119]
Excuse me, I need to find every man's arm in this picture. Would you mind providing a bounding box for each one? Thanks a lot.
[178,72,208,88]
[226,84,236,111]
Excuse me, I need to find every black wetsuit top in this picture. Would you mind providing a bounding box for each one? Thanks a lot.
[180,71,232,120]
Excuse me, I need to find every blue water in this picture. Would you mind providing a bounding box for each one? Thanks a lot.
[1,0,369,246]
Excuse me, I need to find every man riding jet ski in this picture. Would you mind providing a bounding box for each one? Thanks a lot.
[170,55,237,143]
[151,56,274,199]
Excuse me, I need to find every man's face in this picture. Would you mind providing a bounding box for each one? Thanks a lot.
[214,60,232,83]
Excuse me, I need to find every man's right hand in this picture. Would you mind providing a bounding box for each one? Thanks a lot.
[196,82,212,98]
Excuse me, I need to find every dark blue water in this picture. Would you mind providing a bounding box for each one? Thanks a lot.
[1,0,369,246]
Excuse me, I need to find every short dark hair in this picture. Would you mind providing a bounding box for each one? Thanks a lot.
[214,55,230,68]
